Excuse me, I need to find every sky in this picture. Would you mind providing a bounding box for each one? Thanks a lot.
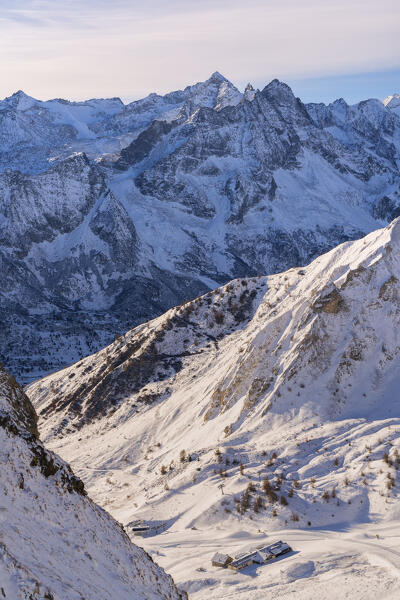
[0,0,399,105]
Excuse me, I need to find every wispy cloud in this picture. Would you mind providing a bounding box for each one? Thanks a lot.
[0,0,399,101]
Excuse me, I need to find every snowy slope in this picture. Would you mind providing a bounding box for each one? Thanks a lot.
[2,75,400,382]
[27,218,400,598]
[0,366,185,599]
[0,91,125,173]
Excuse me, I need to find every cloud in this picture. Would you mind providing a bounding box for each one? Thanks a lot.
[0,0,399,101]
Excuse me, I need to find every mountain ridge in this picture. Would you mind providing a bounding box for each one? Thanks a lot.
[27,218,400,536]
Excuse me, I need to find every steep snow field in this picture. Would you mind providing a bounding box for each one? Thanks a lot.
[28,219,400,598]
[0,367,184,600]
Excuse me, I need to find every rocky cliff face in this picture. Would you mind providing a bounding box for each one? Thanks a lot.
[1,75,399,381]
[0,364,184,599]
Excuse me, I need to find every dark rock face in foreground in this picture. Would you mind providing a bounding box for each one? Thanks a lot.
[0,364,184,599]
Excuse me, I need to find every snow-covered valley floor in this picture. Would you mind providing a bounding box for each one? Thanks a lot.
[39,409,400,598]
[137,523,400,599]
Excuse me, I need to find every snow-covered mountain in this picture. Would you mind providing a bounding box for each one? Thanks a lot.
[0,73,240,173]
[1,75,400,381]
[28,218,400,529]
[0,364,184,599]
[27,218,400,598]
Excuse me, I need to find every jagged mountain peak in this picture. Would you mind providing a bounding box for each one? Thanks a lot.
[383,92,400,106]
[243,82,256,101]
[207,70,229,83]
[262,78,296,100]
[3,89,36,111]
[9,89,31,98]
[383,92,400,117]
[332,97,348,107]
[180,71,242,110]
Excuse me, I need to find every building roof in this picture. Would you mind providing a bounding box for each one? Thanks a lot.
[254,549,272,563]
[222,540,292,569]
[230,551,258,568]
[212,552,231,564]
[267,541,291,554]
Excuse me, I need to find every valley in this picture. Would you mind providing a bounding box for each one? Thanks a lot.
[2,3,400,598]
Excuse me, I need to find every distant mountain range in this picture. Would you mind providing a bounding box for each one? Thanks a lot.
[1,73,399,381]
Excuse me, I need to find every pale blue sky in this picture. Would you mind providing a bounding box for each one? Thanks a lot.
[277,69,400,105]
[0,0,399,104]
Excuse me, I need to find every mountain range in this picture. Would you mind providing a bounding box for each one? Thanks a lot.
[1,73,400,382]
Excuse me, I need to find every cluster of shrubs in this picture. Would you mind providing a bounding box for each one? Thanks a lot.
[234,467,294,516]
[383,448,400,469]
